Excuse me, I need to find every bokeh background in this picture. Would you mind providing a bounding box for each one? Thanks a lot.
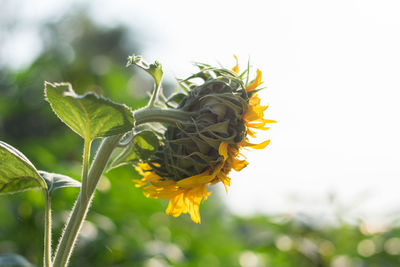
[1,0,400,266]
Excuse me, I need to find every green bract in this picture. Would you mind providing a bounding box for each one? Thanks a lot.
[110,130,159,169]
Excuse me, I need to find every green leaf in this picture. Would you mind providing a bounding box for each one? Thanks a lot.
[38,171,81,194]
[44,82,134,140]
[0,254,35,267]
[0,141,47,194]
[109,130,159,169]
[126,55,163,88]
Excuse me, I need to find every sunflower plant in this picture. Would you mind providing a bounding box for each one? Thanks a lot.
[0,55,274,267]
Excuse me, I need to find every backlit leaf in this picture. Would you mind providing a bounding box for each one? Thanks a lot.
[0,141,47,194]
[45,82,134,140]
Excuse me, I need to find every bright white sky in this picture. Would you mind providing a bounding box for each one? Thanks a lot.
[5,0,400,223]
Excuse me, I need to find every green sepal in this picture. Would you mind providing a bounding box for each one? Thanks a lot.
[109,130,159,169]
[0,141,47,194]
[126,55,163,89]
[44,82,134,141]
[38,171,81,194]
[133,130,159,159]
[165,93,186,108]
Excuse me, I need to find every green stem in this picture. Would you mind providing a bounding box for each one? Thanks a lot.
[52,108,193,267]
[81,139,91,199]
[133,107,194,126]
[52,134,122,267]
[147,81,161,108]
[44,191,52,267]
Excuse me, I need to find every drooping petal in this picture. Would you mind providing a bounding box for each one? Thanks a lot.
[218,142,229,158]
[166,185,210,224]
[247,128,257,138]
[132,178,148,187]
[176,142,229,188]
[217,172,231,193]
[232,158,248,171]
[247,69,263,92]
[243,139,271,149]
[143,184,180,199]
[176,168,219,188]
[246,122,271,130]
[243,95,269,122]
[232,55,239,74]
[166,192,185,216]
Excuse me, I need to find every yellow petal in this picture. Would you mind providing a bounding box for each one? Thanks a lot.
[166,185,210,224]
[166,193,185,216]
[218,173,231,193]
[218,142,229,158]
[247,123,271,131]
[247,128,257,138]
[244,139,271,149]
[143,184,180,199]
[143,172,163,182]
[176,169,216,188]
[137,162,152,171]
[132,178,147,187]
[232,55,239,74]
[232,159,248,171]
[247,69,263,92]
[262,119,277,123]
[177,142,229,188]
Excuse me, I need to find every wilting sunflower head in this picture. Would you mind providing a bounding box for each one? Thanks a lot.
[149,66,250,181]
[132,59,275,223]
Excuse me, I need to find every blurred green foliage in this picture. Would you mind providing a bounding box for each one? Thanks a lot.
[1,11,400,267]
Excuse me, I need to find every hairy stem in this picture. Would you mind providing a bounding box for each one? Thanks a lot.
[52,134,122,267]
[133,107,193,126]
[44,191,52,267]
[81,139,91,199]
[147,81,161,108]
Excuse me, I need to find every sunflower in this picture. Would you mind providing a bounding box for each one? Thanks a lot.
[133,59,275,223]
